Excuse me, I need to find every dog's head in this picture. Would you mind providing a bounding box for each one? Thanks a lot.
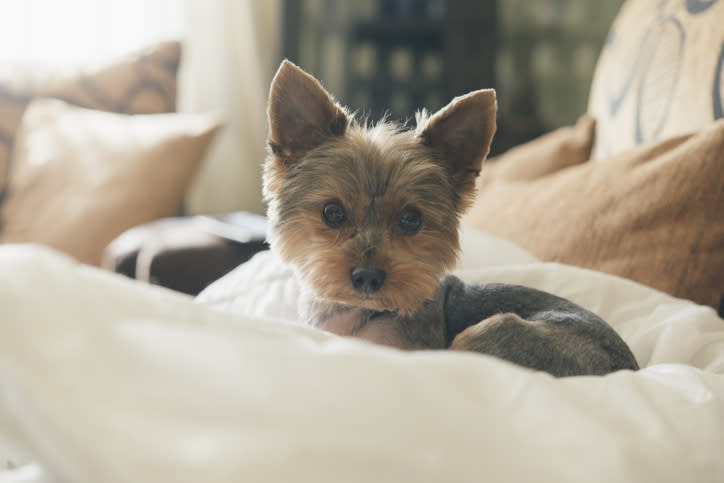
[263,60,496,315]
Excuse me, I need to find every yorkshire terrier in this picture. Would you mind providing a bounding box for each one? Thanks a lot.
[263,60,639,377]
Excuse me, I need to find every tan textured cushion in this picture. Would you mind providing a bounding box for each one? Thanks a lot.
[481,114,595,187]
[0,98,220,266]
[588,0,724,159]
[0,41,181,200]
[463,120,724,310]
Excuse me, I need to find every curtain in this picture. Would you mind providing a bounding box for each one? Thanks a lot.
[180,0,280,216]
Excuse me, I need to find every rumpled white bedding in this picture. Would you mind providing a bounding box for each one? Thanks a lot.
[1,228,723,483]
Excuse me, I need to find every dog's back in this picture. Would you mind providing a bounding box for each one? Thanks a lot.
[438,275,639,377]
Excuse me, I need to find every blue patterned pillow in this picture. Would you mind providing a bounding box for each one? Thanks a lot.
[588,0,724,159]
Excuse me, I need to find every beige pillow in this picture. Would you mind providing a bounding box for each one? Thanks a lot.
[0,98,220,266]
[481,114,595,187]
[463,120,724,310]
[0,41,181,202]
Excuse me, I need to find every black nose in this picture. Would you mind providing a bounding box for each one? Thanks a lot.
[351,267,386,294]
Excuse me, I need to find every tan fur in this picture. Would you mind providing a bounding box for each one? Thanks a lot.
[263,60,496,316]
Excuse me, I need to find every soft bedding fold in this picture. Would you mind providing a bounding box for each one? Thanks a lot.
[1,243,723,483]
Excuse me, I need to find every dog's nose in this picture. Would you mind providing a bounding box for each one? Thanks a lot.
[351,267,386,294]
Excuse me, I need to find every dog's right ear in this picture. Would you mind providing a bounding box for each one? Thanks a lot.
[267,60,349,165]
[417,89,497,210]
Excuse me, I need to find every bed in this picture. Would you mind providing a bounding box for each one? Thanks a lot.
[1,229,723,482]
[2,0,724,481]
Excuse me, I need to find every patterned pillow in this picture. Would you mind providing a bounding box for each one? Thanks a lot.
[588,0,724,159]
[0,41,181,205]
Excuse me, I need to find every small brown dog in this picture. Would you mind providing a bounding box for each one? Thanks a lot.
[263,60,638,377]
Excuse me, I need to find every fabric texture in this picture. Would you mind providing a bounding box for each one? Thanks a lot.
[1,242,723,482]
[588,0,724,159]
[0,41,181,202]
[0,98,220,266]
[463,119,724,310]
[480,114,595,187]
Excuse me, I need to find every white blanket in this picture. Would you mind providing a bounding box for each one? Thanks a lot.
[1,230,723,482]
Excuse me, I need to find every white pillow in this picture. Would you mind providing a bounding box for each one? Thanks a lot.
[195,249,301,322]
[2,244,724,483]
[456,224,539,269]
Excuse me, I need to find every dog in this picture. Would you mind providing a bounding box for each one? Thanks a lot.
[262,60,639,377]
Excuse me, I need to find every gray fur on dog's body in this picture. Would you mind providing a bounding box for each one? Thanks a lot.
[438,276,639,376]
[306,275,639,377]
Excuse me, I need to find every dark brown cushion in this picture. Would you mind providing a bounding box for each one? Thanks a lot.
[103,217,268,296]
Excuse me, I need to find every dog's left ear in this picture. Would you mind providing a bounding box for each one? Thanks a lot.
[418,89,497,203]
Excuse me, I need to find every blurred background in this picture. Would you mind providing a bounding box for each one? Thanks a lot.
[0,0,623,216]
[283,0,624,154]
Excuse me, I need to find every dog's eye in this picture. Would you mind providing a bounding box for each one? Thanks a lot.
[398,207,422,235]
[322,200,347,227]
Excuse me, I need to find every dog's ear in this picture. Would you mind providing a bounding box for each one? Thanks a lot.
[418,89,497,202]
[267,60,349,164]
